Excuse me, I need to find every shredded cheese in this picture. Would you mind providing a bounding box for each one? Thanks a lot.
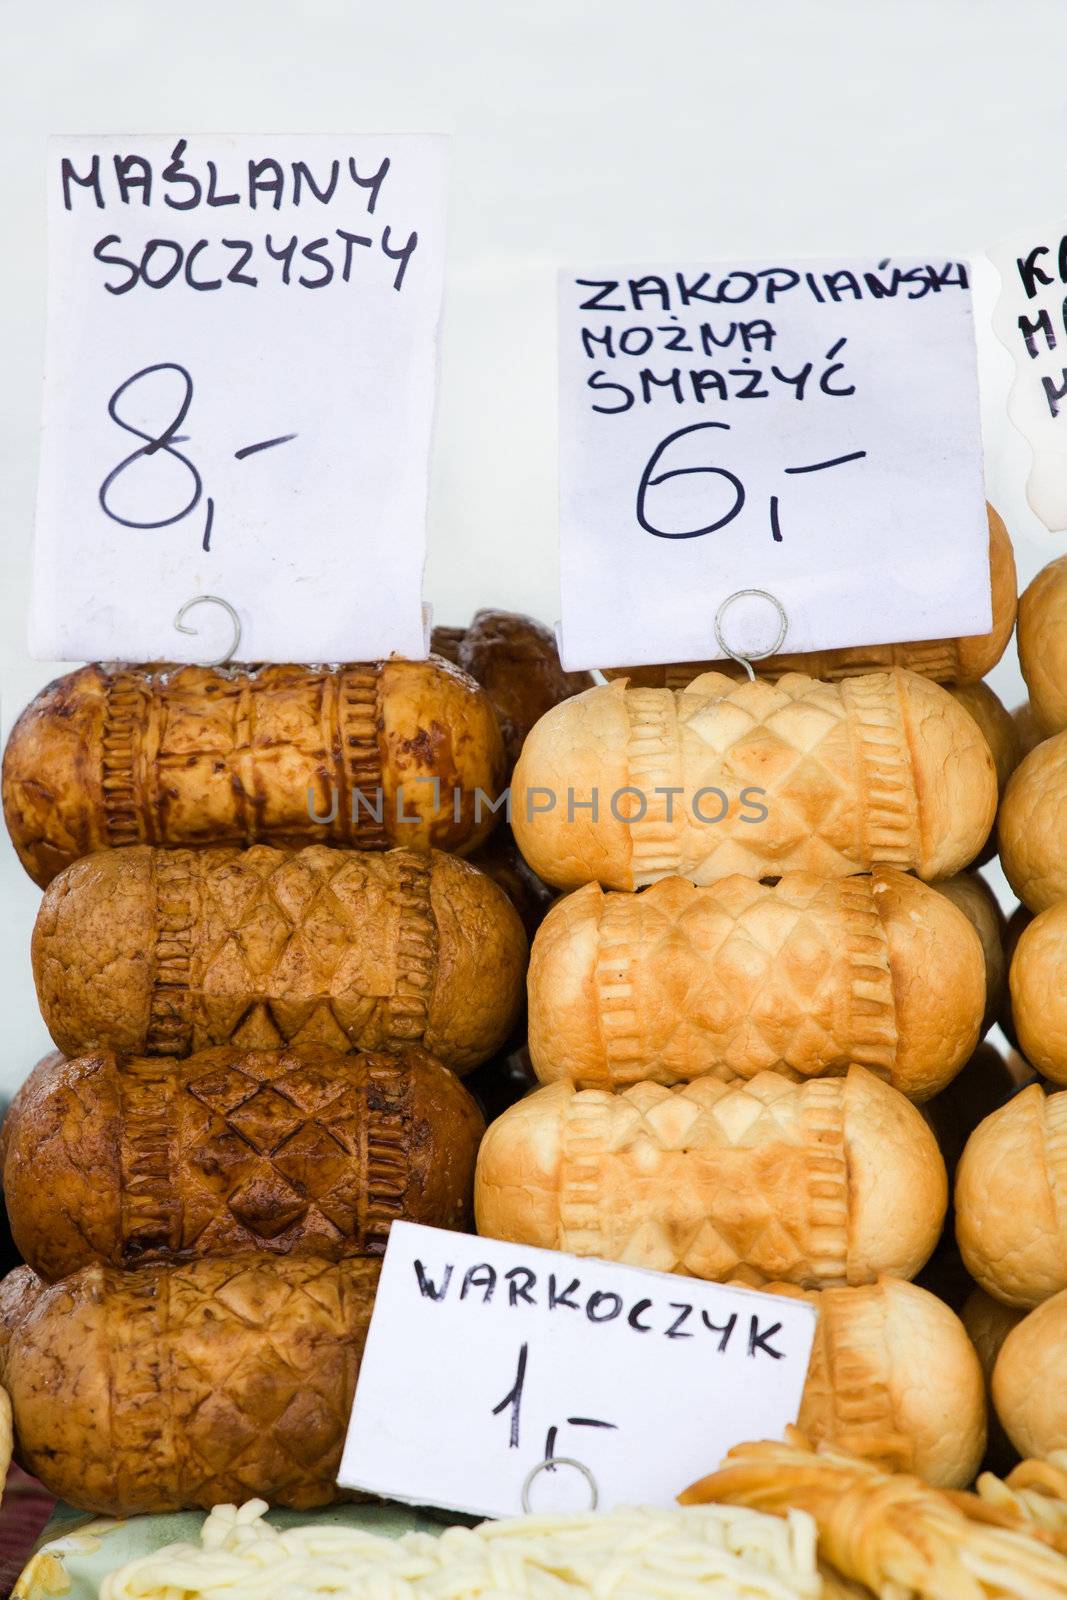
[99,1499,825,1599]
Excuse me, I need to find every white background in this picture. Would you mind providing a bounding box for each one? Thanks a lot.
[1,0,1063,1098]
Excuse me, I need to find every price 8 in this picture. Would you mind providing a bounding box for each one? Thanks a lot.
[98,363,298,552]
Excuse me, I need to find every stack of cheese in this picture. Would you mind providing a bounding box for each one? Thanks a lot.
[476,505,1019,1490]
[0,636,575,1517]
[950,552,1067,1469]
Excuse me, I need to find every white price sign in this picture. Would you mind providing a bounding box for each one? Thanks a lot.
[557,256,990,671]
[989,223,1067,533]
[339,1222,815,1520]
[30,134,447,663]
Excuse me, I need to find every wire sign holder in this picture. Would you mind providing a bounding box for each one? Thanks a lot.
[521,1455,600,1515]
[713,589,789,680]
[173,595,242,667]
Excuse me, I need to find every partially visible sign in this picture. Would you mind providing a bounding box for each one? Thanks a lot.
[31,134,447,662]
[990,225,1067,533]
[557,256,991,671]
[339,1222,816,1520]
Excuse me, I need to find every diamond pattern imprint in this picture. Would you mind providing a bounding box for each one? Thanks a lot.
[101,1254,376,1507]
[115,1049,416,1253]
[658,672,921,880]
[556,1076,850,1286]
[584,875,896,1087]
[144,846,438,1060]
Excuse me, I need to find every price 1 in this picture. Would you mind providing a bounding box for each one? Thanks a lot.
[339,1223,815,1520]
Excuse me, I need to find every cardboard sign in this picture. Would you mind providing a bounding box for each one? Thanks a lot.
[557,256,991,671]
[30,134,447,663]
[989,224,1067,533]
[338,1222,816,1520]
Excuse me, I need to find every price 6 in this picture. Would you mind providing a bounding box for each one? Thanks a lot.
[636,419,866,544]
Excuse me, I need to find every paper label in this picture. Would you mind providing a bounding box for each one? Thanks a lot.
[557,256,990,671]
[989,225,1067,532]
[30,134,447,662]
[338,1222,816,1520]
